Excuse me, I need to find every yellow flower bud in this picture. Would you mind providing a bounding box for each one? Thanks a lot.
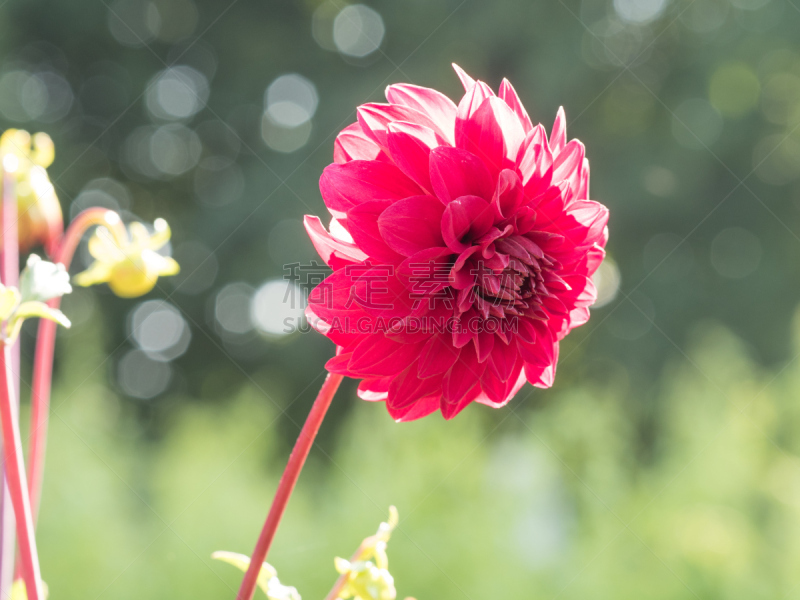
[0,128,63,252]
[333,507,401,600]
[75,218,179,298]
[335,558,397,600]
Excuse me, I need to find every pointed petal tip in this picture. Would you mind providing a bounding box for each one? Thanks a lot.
[452,63,475,91]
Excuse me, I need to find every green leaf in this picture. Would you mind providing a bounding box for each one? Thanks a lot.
[13,302,71,328]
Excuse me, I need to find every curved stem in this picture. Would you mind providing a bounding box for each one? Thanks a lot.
[0,164,19,597]
[0,345,42,600]
[236,372,344,600]
[26,208,126,524]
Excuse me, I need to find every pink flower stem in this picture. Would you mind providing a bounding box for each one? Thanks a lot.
[26,208,128,525]
[236,371,344,600]
[12,208,126,585]
[0,165,18,597]
[0,344,43,600]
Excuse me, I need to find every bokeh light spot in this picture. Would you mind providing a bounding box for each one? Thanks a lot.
[592,258,621,309]
[709,62,760,118]
[250,280,307,336]
[613,0,668,24]
[117,349,172,399]
[129,300,191,361]
[214,283,254,335]
[146,66,209,121]
[333,5,385,58]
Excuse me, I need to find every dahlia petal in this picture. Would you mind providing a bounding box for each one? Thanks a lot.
[388,362,443,411]
[396,246,454,292]
[377,195,446,256]
[498,78,533,133]
[387,122,443,192]
[429,146,494,203]
[517,331,555,367]
[477,367,527,407]
[556,200,610,247]
[489,97,527,161]
[389,394,440,422]
[552,140,586,195]
[304,215,368,266]
[453,307,479,348]
[452,63,476,91]
[474,330,495,363]
[492,169,524,219]
[513,207,538,235]
[305,306,365,347]
[561,274,597,308]
[456,97,524,176]
[584,245,606,274]
[326,352,353,374]
[576,158,590,200]
[568,306,591,329]
[418,333,460,378]
[357,377,390,401]
[525,342,559,388]
[441,195,494,252]
[357,103,446,147]
[455,76,495,122]
[550,106,567,154]
[531,185,565,227]
[442,343,486,418]
[450,247,480,290]
[385,84,457,143]
[352,266,415,319]
[518,125,554,192]
[542,295,569,316]
[349,335,424,377]
[334,122,387,163]
[320,160,422,215]
[346,200,405,264]
[308,270,369,322]
[488,336,518,382]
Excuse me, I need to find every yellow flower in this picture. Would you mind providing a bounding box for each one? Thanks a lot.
[0,129,63,253]
[334,507,400,600]
[334,558,396,600]
[74,218,179,298]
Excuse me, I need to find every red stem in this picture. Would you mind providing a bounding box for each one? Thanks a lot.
[26,208,127,524]
[236,372,344,600]
[0,345,42,600]
[0,165,18,596]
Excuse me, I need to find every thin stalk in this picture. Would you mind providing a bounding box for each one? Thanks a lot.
[26,208,127,523]
[0,164,17,598]
[0,345,42,600]
[236,372,344,600]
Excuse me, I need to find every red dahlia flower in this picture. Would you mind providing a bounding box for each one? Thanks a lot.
[304,64,609,421]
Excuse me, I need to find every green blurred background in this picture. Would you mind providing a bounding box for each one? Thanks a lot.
[2,0,800,597]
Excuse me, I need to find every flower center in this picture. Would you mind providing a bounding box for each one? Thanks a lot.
[451,232,558,323]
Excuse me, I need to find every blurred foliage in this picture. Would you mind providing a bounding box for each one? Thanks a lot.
[1,0,800,596]
[32,308,800,599]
